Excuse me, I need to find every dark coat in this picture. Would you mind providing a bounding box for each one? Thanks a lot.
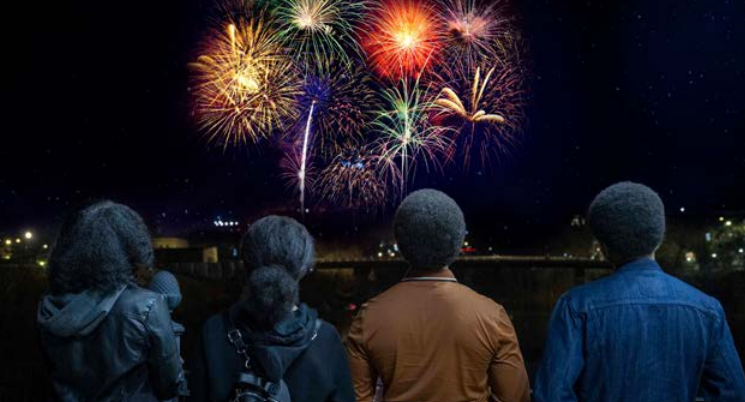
[188,304,355,402]
[37,284,187,401]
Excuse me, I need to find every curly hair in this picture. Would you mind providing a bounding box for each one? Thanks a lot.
[587,182,666,264]
[394,189,466,270]
[239,216,315,329]
[48,201,154,295]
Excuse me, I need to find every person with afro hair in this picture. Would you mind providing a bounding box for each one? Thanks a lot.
[346,189,530,402]
[534,182,745,402]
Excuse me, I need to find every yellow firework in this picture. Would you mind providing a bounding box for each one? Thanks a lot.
[435,66,505,124]
[191,17,301,149]
[434,60,527,169]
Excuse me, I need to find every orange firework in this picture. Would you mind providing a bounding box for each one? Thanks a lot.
[362,0,442,80]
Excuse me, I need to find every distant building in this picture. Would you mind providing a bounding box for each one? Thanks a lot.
[153,237,189,249]
[152,237,219,265]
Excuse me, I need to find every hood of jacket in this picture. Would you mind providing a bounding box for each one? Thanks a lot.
[229,303,320,382]
[37,286,127,337]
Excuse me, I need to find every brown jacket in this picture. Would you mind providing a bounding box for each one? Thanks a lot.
[346,269,530,402]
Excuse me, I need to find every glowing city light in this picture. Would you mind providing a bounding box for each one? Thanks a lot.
[4,239,11,246]
[24,231,33,240]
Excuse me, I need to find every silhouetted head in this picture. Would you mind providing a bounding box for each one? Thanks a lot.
[587,182,666,266]
[148,270,182,311]
[394,189,466,271]
[48,200,153,295]
[239,215,315,329]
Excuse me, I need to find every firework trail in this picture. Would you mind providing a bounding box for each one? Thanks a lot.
[373,78,453,194]
[296,61,378,157]
[434,59,527,169]
[282,61,377,213]
[274,0,367,71]
[361,0,442,80]
[298,100,316,215]
[319,144,388,209]
[438,0,514,66]
[190,16,301,149]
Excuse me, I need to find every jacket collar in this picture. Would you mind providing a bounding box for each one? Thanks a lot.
[402,267,458,282]
[617,257,663,273]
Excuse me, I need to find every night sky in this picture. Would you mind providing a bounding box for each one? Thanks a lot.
[2,0,744,244]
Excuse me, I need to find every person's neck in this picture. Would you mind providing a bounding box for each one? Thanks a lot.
[612,253,656,268]
[404,266,451,278]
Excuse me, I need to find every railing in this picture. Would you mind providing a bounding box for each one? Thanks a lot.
[165,255,613,281]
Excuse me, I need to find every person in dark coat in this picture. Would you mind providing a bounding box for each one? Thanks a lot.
[188,215,354,402]
[37,200,187,402]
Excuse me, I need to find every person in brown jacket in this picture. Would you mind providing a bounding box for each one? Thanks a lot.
[346,189,531,402]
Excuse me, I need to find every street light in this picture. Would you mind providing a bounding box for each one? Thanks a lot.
[4,239,11,246]
[24,231,33,240]
[15,238,21,244]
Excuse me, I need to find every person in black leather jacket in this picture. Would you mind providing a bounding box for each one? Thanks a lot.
[37,200,187,401]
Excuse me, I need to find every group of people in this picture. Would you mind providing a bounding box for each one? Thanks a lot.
[37,182,745,402]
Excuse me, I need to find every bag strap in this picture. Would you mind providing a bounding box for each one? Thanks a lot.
[224,311,322,388]
[225,311,253,370]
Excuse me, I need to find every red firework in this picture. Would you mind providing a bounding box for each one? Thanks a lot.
[362,0,442,80]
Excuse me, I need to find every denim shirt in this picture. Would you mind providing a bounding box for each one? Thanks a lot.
[534,258,745,402]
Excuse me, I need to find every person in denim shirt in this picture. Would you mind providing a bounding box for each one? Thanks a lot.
[534,182,745,402]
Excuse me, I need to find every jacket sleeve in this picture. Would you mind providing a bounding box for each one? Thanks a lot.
[144,295,187,400]
[533,296,585,402]
[326,325,356,402]
[700,302,745,402]
[488,305,531,402]
[345,307,377,402]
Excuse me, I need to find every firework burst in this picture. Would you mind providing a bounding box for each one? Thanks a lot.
[439,0,513,66]
[362,0,442,80]
[434,61,527,169]
[190,17,301,149]
[275,0,367,71]
[319,144,388,209]
[296,61,378,156]
[373,78,452,193]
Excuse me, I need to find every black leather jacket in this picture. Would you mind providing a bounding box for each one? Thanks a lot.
[38,284,187,401]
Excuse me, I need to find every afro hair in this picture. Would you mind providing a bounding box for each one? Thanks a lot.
[48,200,153,295]
[587,182,666,264]
[239,215,315,329]
[394,189,466,270]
